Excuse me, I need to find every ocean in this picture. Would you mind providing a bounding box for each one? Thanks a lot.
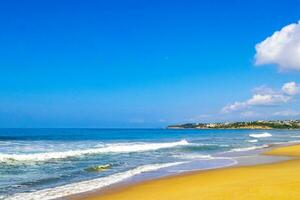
[0,128,300,199]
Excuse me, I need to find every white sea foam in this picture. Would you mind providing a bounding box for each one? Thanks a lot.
[168,158,238,173]
[230,145,269,152]
[247,139,258,143]
[7,162,185,200]
[0,140,189,163]
[287,140,300,144]
[249,132,272,138]
[172,154,213,160]
[197,144,230,147]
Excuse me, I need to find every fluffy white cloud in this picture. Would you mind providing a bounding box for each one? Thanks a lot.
[252,85,276,95]
[247,94,290,105]
[222,94,290,113]
[222,82,297,113]
[222,102,247,113]
[255,21,300,70]
[282,82,299,95]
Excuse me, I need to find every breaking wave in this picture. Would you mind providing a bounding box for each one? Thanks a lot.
[172,154,213,160]
[229,145,269,152]
[249,132,272,138]
[6,162,185,200]
[0,140,189,163]
[247,139,258,143]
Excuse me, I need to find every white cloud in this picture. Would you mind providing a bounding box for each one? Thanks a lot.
[255,21,300,70]
[247,94,290,106]
[282,82,299,95]
[273,110,300,117]
[221,102,247,113]
[252,86,273,94]
[222,82,297,113]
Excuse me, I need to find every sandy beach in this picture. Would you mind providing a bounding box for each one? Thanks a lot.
[82,144,300,200]
[1,1,299,199]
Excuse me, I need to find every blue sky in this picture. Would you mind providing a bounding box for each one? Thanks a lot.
[0,0,300,128]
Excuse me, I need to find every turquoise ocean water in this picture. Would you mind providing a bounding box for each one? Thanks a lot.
[0,128,300,199]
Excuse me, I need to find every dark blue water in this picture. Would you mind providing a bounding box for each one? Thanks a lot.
[1,128,300,200]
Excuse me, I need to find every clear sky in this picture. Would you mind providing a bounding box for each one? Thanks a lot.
[1,0,300,128]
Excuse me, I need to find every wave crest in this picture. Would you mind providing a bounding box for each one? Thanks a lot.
[0,140,189,163]
[247,139,258,143]
[249,132,272,138]
[230,145,269,152]
[172,154,213,160]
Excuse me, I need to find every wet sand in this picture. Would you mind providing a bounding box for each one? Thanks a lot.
[78,144,300,200]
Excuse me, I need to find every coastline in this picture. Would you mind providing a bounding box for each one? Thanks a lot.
[166,120,300,130]
[166,127,300,130]
[10,129,300,200]
[73,142,300,200]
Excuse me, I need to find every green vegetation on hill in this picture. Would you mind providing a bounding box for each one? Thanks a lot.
[167,120,300,129]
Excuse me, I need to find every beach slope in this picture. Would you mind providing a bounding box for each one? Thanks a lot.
[85,144,300,200]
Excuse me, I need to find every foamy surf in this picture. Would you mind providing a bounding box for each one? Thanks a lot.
[172,154,213,160]
[247,139,258,143]
[2,128,296,200]
[229,145,269,152]
[0,140,189,163]
[249,132,272,138]
[6,162,186,200]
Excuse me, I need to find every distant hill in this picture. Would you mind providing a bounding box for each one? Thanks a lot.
[167,120,300,129]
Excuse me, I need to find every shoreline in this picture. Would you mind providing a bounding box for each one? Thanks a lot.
[166,127,300,130]
[71,142,300,200]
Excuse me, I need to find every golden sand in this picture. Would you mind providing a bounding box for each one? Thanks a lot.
[84,144,300,200]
